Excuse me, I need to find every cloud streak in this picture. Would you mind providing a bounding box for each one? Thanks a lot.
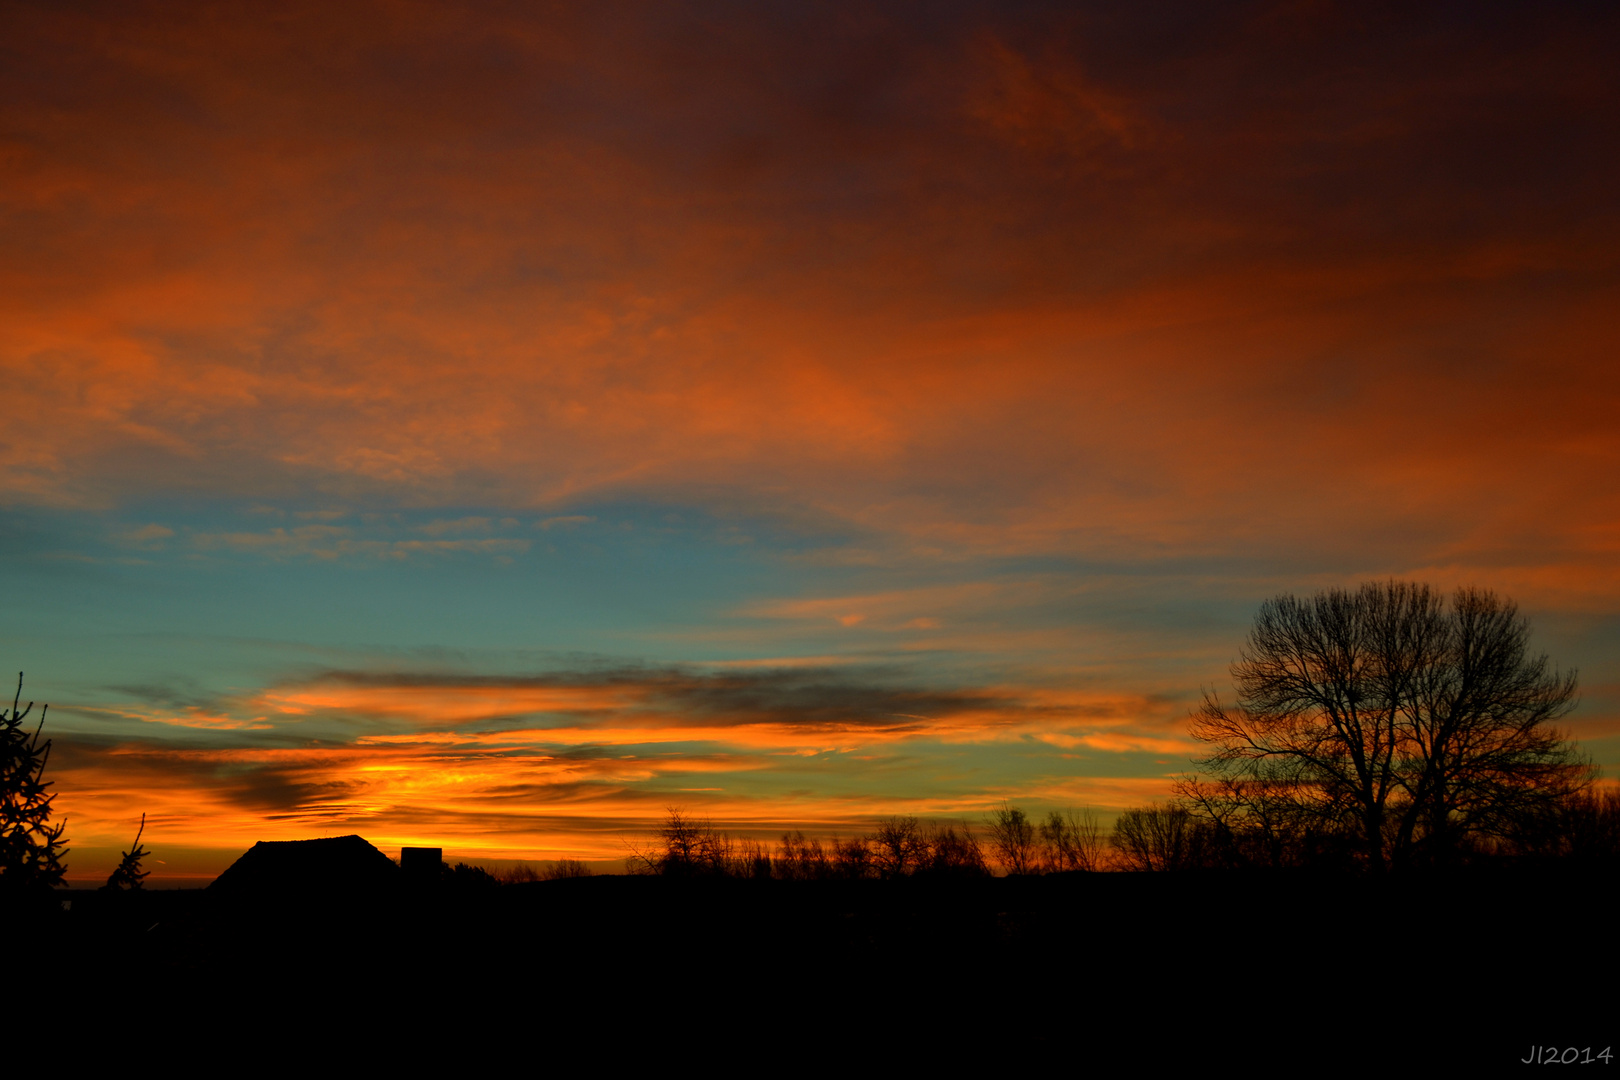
[46,661,1191,873]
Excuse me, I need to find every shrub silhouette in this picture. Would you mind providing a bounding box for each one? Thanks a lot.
[442,861,498,889]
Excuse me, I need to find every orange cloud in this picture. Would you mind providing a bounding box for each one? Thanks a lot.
[1,2,1613,590]
[46,663,1199,879]
[8,5,1618,880]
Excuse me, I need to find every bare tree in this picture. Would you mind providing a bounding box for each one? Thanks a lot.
[1,673,67,893]
[541,859,592,880]
[1499,786,1620,861]
[986,803,1038,875]
[870,816,926,878]
[1039,809,1106,872]
[1180,583,1589,870]
[1178,772,1334,868]
[776,830,828,880]
[503,859,593,883]
[629,807,735,876]
[830,834,873,879]
[1111,803,1210,871]
[1559,787,1620,861]
[919,820,988,876]
[734,838,772,879]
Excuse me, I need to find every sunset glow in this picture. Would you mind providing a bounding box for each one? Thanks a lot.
[4,2,1616,882]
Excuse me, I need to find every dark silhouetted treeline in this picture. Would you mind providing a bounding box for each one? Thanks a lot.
[615,787,1619,882]
[1111,786,1620,872]
[29,801,1616,1068]
[496,858,592,883]
[39,837,1616,1069]
[624,808,1005,880]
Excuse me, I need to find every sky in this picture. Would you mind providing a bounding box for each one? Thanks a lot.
[4,0,1618,883]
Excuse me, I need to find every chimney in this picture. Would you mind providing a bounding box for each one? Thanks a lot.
[401,846,443,884]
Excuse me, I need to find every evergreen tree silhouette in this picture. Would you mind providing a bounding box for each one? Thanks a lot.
[1,673,68,893]
[103,813,149,891]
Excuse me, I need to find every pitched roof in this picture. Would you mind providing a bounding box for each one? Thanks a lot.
[209,835,400,896]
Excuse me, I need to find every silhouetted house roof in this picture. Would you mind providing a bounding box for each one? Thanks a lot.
[210,835,400,897]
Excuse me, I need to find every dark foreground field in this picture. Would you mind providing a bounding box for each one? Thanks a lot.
[30,865,1615,1067]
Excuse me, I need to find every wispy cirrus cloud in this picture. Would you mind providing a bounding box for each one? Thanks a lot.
[187,526,530,561]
